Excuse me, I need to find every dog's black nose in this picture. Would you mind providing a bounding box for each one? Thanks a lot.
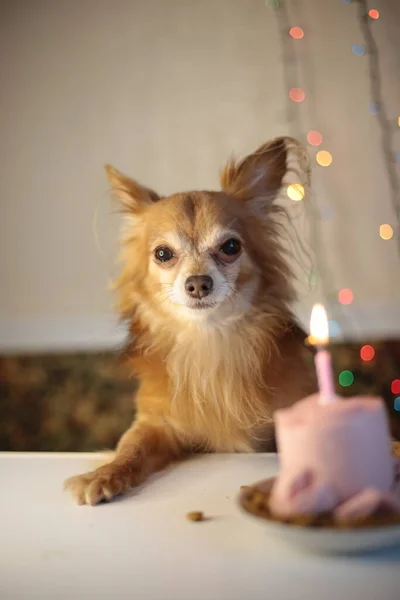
[185,275,214,299]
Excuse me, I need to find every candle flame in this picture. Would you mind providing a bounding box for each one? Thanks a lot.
[310,304,329,346]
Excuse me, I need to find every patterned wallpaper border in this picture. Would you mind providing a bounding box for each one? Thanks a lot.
[1,340,399,451]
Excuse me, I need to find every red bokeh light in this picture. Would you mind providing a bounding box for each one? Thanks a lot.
[368,9,379,20]
[391,379,400,395]
[307,130,323,147]
[289,88,305,103]
[338,288,354,305]
[289,27,304,40]
[360,345,375,362]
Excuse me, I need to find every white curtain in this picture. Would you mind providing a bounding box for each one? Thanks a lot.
[0,0,399,350]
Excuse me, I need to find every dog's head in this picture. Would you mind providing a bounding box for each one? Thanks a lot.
[106,137,309,328]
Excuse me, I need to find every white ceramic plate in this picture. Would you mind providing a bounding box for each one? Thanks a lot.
[239,478,400,555]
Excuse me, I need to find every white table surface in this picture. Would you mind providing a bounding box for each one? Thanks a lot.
[1,452,399,600]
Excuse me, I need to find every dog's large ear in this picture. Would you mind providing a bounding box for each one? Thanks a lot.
[220,137,310,213]
[105,165,160,213]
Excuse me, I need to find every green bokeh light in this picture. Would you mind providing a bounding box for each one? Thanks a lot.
[308,267,318,288]
[339,370,354,387]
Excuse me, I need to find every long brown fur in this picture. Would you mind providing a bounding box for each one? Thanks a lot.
[65,137,317,505]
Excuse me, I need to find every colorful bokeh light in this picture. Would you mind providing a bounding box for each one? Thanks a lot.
[369,102,380,115]
[307,130,323,147]
[328,320,341,339]
[391,379,400,395]
[360,344,375,362]
[368,9,379,19]
[338,288,354,305]
[352,45,365,56]
[308,267,318,287]
[316,150,332,167]
[287,183,305,201]
[339,370,354,387]
[320,205,334,221]
[289,88,305,102]
[289,26,304,39]
[395,397,400,412]
[379,224,393,240]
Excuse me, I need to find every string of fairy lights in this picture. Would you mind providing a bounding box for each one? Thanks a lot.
[355,0,400,250]
[273,0,342,330]
[274,0,361,341]
[267,0,400,410]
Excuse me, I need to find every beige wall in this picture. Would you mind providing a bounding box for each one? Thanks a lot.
[1,0,399,350]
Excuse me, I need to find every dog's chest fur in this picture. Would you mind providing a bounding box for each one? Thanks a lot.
[132,313,316,453]
[159,319,316,452]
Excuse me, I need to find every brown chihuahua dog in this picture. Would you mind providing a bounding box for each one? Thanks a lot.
[65,136,317,505]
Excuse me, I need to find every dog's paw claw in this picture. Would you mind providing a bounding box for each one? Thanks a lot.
[64,465,128,506]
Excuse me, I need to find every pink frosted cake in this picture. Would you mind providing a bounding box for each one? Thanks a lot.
[268,394,400,522]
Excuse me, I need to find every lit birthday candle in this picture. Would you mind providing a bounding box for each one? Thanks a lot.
[309,304,336,405]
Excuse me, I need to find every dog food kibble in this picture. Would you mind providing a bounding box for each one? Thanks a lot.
[392,442,400,458]
[186,511,204,522]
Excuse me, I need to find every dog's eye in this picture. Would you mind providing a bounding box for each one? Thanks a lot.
[154,246,174,263]
[219,238,241,256]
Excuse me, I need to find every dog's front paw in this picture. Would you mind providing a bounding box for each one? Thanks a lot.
[64,463,130,506]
